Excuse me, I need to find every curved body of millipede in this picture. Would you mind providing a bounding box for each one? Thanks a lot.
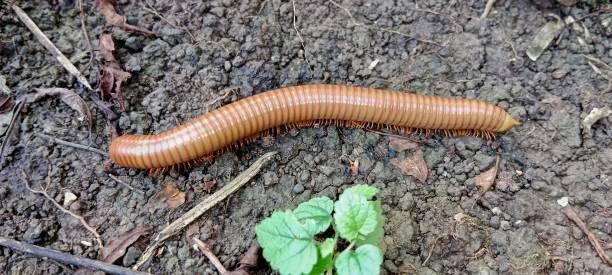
[109,84,518,169]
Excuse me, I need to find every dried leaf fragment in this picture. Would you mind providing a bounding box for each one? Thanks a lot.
[185,223,200,246]
[30,88,92,126]
[350,158,359,176]
[526,19,565,61]
[101,225,152,263]
[0,94,14,114]
[390,149,428,183]
[95,0,155,37]
[582,107,611,135]
[165,182,186,209]
[99,32,117,63]
[99,67,130,110]
[147,181,186,213]
[98,33,131,112]
[227,242,261,275]
[0,75,11,95]
[389,136,419,152]
[203,180,216,193]
[474,155,501,193]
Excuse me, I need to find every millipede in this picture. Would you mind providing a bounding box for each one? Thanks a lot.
[109,84,519,170]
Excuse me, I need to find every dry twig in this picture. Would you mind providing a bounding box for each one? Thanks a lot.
[0,100,24,165]
[422,235,442,266]
[10,4,92,90]
[34,132,108,157]
[0,237,148,275]
[193,238,261,275]
[481,0,497,19]
[193,237,228,274]
[562,206,612,266]
[108,174,145,195]
[20,169,104,249]
[76,0,94,68]
[204,87,237,112]
[133,152,277,270]
[141,0,197,43]
[292,0,310,65]
[95,0,155,37]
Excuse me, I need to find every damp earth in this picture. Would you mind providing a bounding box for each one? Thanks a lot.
[0,0,611,274]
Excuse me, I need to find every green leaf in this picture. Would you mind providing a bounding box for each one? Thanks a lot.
[345,184,379,199]
[335,244,383,275]
[294,197,334,234]
[255,210,318,275]
[334,191,378,241]
[309,238,335,275]
[356,201,384,246]
[319,238,335,258]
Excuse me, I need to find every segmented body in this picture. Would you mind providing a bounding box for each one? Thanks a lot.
[109,84,518,169]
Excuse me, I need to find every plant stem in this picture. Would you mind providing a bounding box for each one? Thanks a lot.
[345,241,355,252]
[326,224,340,275]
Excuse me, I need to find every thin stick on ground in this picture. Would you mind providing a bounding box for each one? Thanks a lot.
[481,0,497,19]
[132,152,277,270]
[292,0,310,65]
[328,0,442,46]
[193,238,261,275]
[0,237,148,275]
[562,206,612,266]
[10,4,92,90]
[76,0,94,68]
[422,235,442,266]
[204,87,237,113]
[192,237,229,274]
[0,100,24,165]
[108,174,145,195]
[141,0,197,43]
[20,170,104,249]
[34,133,108,157]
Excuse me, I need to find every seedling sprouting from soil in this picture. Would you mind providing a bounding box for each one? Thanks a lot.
[255,184,385,275]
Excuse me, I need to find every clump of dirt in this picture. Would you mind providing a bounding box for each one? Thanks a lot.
[1,0,611,274]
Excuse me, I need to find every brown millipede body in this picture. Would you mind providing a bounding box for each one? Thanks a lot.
[109,84,519,169]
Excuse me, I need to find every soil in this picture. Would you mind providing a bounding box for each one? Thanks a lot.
[1,0,611,274]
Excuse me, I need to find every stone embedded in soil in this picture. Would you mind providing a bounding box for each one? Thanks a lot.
[319,165,336,177]
[424,147,445,167]
[141,88,170,118]
[278,174,295,187]
[490,216,501,229]
[123,247,141,267]
[500,221,511,231]
[460,137,484,151]
[292,183,304,194]
[23,223,43,244]
[165,256,179,272]
[474,152,496,171]
[262,172,278,186]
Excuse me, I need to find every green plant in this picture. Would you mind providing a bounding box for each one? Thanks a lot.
[255,184,384,275]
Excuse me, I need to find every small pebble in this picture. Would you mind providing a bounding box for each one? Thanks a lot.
[292,183,305,194]
[500,220,511,231]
